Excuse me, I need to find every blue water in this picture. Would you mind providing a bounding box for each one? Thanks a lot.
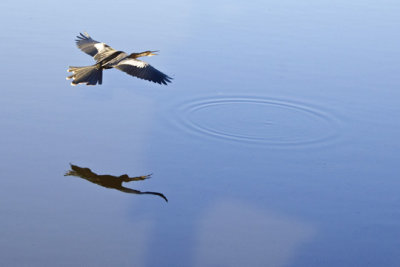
[1,0,400,266]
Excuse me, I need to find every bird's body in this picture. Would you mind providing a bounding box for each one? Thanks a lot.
[67,32,172,86]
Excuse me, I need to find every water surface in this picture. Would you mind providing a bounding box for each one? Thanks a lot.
[1,0,400,266]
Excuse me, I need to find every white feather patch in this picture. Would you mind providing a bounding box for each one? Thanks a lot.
[118,59,148,68]
[94,43,107,52]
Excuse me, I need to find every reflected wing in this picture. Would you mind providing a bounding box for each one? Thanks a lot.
[114,58,172,85]
[75,32,117,60]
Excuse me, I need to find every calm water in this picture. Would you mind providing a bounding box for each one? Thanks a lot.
[1,0,400,266]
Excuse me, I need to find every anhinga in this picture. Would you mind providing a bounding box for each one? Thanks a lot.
[67,32,172,86]
[65,164,168,202]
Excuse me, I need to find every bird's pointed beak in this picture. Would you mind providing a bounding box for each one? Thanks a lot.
[149,50,159,56]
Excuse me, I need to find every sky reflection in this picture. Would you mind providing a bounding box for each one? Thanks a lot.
[1,0,400,266]
[193,199,315,267]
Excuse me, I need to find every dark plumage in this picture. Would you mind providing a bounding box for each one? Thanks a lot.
[67,32,172,86]
[65,164,168,202]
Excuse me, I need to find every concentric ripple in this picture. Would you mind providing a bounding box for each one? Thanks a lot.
[174,97,340,147]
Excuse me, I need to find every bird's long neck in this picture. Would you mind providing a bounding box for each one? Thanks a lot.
[129,52,149,59]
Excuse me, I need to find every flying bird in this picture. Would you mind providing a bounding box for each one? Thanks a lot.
[67,32,172,86]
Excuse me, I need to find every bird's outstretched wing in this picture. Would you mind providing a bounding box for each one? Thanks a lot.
[75,32,117,61]
[114,58,172,85]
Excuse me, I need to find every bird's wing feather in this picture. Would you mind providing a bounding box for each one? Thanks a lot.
[93,43,119,62]
[75,32,117,58]
[114,58,172,85]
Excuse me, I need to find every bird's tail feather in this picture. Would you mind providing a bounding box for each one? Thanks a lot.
[67,65,103,86]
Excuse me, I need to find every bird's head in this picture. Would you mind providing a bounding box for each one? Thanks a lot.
[129,50,159,59]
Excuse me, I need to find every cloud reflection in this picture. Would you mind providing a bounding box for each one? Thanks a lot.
[193,199,315,267]
[65,164,168,202]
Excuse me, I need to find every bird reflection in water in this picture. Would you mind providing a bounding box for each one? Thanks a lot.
[65,164,168,202]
